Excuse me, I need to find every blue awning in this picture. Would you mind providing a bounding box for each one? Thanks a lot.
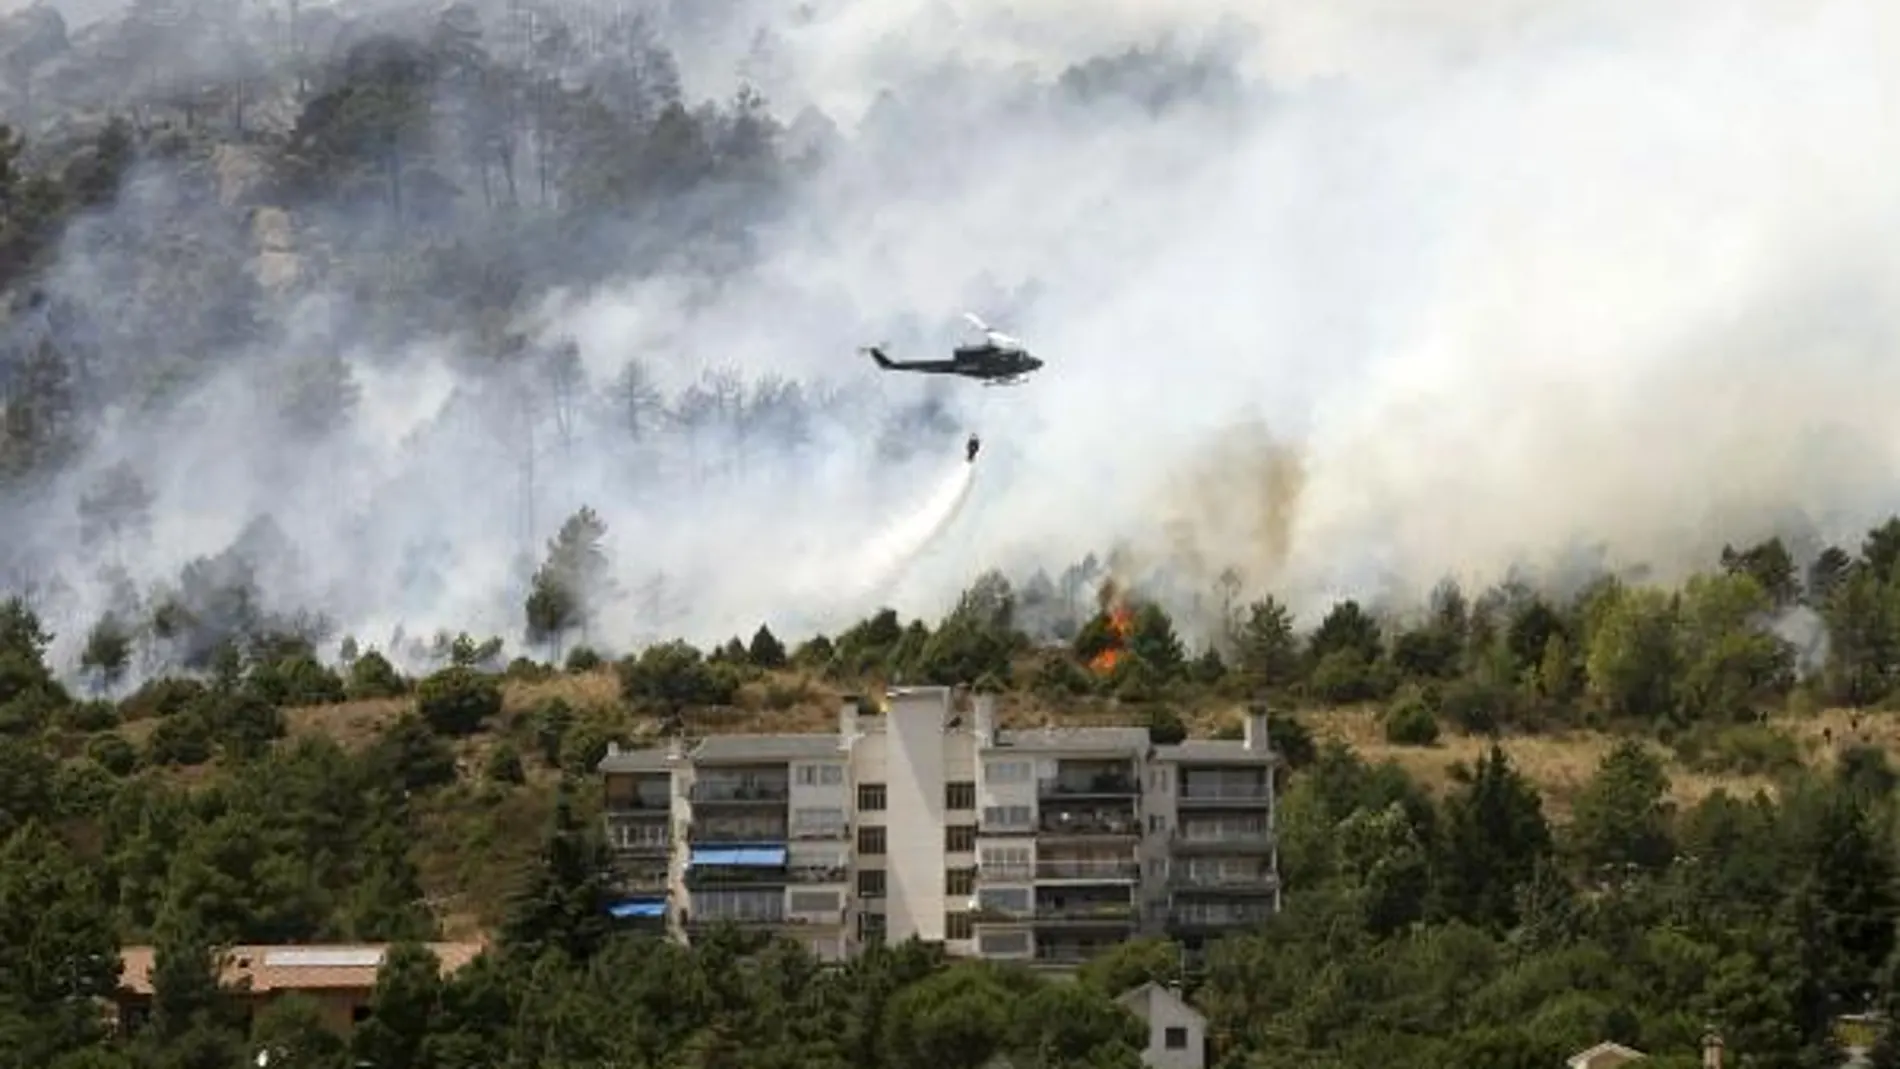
[608,897,667,919]
[688,845,788,867]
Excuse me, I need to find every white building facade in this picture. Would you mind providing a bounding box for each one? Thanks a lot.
[597,686,1281,964]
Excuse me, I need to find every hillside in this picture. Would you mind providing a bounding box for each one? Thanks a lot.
[212,661,1880,933]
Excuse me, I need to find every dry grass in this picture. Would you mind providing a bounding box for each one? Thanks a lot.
[1303,708,1779,822]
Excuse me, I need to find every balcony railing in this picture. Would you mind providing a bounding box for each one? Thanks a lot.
[1034,901,1138,923]
[604,794,673,812]
[789,824,849,841]
[1038,775,1139,798]
[788,865,850,884]
[978,864,1033,883]
[684,912,787,927]
[979,820,1036,836]
[1171,827,1271,851]
[1170,869,1279,891]
[1167,906,1275,930]
[689,825,790,843]
[1038,813,1140,838]
[971,903,1035,923]
[1036,859,1139,881]
[685,866,788,887]
[689,783,790,804]
[1178,782,1271,803]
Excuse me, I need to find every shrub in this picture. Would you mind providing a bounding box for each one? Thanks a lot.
[486,742,527,785]
[347,651,408,700]
[1382,690,1441,747]
[417,667,502,736]
[87,732,139,776]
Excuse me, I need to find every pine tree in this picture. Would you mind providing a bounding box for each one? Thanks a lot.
[500,781,613,964]
[524,506,611,658]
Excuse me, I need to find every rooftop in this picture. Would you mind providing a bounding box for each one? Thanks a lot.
[117,941,487,996]
[987,726,1153,754]
[598,745,674,773]
[1154,740,1279,764]
[691,733,850,762]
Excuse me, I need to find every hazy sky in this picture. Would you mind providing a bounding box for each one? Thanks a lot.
[13,0,1900,672]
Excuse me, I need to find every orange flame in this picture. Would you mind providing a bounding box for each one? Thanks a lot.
[1088,602,1135,674]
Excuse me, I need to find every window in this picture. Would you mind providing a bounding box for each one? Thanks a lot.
[946,867,976,896]
[858,911,886,943]
[978,931,1030,955]
[984,760,1031,783]
[797,764,845,786]
[976,887,1030,915]
[790,890,842,913]
[1149,767,1170,792]
[1164,1027,1188,1050]
[858,826,887,855]
[980,845,1032,881]
[1148,814,1167,833]
[857,869,886,897]
[791,807,847,838]
[981,805,1033,831]
[352,1005,372,1024]
[946,781,977,809]
[945,824,976,852]
[945,911,973,940]
[858,783,887,811]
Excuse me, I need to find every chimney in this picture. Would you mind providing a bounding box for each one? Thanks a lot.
[973,692,996,745]
[1702,1031,1724,1069]
[666,737,685,762]
[1244,704,1270,754]
[606,741,622,758]
[839,695,861,739]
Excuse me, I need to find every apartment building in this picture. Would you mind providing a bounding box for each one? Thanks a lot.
[597,686,1280,964]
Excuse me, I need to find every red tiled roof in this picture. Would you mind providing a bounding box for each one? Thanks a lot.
[116,941,487,996]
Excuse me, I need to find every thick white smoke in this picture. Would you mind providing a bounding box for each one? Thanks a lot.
[10,0,1900,674]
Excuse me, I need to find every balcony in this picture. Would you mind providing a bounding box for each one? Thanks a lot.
[972,903,1035,924]
[1169,868,1280,893]
[788,865,850,884]
[1041,774,1140,797]
[684,911,788,929]
[1166,905,1276,933]
[689,782,790,805]
[603,816,672,856]
[1171,825,1272,853]
[1038,807,1140,839]
[689,822,789,844]
[1035,858,1139,882]
[603,793,673,813]
[978,864,1033,883]
[1177,781,1272,806]
[789,823,849,841]
[1033,899,1138,925]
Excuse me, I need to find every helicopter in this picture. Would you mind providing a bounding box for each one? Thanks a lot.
[862,313,1045,386]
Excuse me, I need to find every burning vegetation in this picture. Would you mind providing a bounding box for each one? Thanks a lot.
[1081,581,1136,674]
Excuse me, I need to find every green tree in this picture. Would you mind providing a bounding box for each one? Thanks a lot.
[1567,740,1674,875]
[748,623,788,668]
[499,783,613,964]
[525,505,612,657]
[1435,745,1553,929]
[351,942,443,1069]
[415,666,501,736]
[0,822,121,1065]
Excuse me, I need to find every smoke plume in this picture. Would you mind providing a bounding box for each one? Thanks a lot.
[3,0,1898,676]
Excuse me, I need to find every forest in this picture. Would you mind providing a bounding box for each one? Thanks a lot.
[5,1,1900,1068]
[8,515,1900,1068]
